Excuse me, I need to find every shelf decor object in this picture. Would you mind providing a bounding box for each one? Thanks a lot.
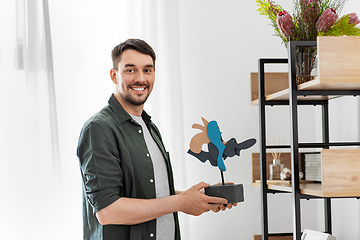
[267,137,285,180]
[269,159,284,180]
[252,152,304,185]
[187,117,256,203]
[256,0,360,85]
[301,229,336,240]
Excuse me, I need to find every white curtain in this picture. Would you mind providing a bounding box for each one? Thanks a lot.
[1,0,187,239]
[0,0,62,239]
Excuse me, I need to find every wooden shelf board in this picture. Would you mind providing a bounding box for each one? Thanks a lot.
[265,83,334,102]
[250,72,289,105]
[251,76,360,105]
[298,77,360,90]
[254,235,293,240]
[252,182,360,198]
[251,77,348,105]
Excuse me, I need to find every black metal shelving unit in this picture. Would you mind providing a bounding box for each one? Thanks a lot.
[258,41,360,240]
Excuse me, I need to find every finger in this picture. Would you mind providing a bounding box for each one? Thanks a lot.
[225,182,235,185]
[195,181,210,190]
[220,204,226,211]
[213,204,222,212]
[212,206,221,213]
[226,203,232,209]
[206,196,228,204]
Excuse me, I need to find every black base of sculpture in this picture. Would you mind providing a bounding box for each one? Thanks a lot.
[205,184,244,203]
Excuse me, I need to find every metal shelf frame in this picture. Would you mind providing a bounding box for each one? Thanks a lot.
[257,41,360,240]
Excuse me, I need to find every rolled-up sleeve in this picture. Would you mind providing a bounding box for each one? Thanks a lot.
[78,121,123,213]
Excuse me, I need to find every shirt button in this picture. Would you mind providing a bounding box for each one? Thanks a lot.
[146,153,150,157]
[150,179,154,183]
[138,129,142,134]
[150,233,154,238]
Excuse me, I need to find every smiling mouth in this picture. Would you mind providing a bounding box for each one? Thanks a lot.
[130,85,149,92]
[131,87,145,91]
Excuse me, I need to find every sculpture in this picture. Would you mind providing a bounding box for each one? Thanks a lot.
[187,117,256,203]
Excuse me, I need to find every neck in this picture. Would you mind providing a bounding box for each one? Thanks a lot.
[114,93,144,117]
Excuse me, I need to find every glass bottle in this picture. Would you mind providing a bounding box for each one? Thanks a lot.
[269,159,284,180]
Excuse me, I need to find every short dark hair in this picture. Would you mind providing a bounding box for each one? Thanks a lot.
[111,39,156,70]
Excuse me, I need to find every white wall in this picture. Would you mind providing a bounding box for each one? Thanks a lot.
[177,0,360,239]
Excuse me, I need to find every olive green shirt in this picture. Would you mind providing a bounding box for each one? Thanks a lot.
[77,94,180,240]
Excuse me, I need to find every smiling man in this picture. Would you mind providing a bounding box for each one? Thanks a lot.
[77,39,232,240]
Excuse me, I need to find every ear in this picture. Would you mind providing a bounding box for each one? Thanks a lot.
[110,68,117,84]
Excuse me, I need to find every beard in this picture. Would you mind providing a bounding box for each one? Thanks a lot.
[117,84,150,106]
[120,92,149,105]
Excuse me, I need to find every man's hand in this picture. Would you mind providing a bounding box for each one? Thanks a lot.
[177,182,228,216]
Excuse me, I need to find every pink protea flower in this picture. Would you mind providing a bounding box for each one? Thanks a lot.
[315,8,338,32]
[347,12,360,25]
[276,10,295,38]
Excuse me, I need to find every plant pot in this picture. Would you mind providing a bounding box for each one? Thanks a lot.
[204,184,244,203]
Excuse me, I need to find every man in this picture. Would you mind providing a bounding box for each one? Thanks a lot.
[77,39,233,240]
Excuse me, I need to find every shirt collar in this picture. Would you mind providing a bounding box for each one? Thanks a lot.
[108,94,152,124]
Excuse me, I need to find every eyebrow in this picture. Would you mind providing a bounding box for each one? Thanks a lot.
[123,63,154,68]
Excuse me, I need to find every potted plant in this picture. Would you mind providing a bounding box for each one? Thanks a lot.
[257,0,360,84]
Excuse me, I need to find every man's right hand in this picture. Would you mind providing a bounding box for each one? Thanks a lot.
[177,182,228,216]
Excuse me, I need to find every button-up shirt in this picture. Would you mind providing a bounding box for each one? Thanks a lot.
[77,94,180,240]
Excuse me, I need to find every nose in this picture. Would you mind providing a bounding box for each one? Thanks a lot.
[135,71,146,84]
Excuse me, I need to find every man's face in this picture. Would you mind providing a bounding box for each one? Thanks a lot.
[114,49,155,106]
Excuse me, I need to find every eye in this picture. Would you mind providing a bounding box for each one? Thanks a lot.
[144,68,153,73]
[126,69,135,73]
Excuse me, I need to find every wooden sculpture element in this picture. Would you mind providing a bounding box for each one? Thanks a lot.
[188,117,256,172]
